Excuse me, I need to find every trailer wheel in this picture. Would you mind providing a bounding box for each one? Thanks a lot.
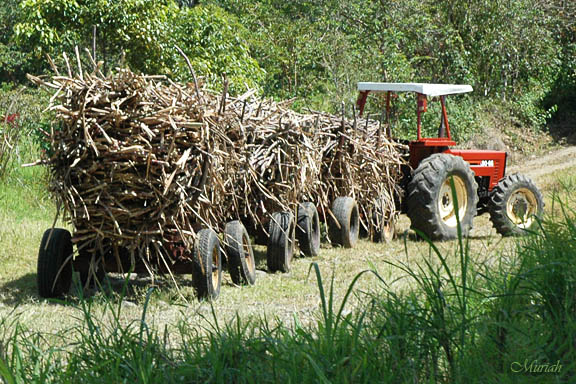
[371,195,396,243]
[224,221,256,285]
[407,154,478,240]
[192,229,222,300]
[328,197,359,248]
[296,202,320,257]
[374,218,396,243]
[267,211,295,273]
[37,228,73,298]
[76,248,106,289]
[489,173,543,236]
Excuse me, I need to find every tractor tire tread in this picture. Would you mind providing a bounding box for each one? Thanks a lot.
[407,154,478,240]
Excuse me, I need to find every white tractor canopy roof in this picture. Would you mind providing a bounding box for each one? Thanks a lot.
[357,82,473,96]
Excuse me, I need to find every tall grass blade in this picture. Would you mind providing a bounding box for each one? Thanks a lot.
[0,355,16,384]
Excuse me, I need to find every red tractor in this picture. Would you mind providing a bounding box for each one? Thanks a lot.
[356,82,544,240]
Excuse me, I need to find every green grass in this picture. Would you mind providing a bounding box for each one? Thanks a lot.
[0,180,574,382]
[0,150,57,306]
[0,168,53,220]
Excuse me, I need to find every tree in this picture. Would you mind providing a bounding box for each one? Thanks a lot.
[167,4,265,92]
[0,0,33,82]
[13,0,263,93]
[15,0,177,75]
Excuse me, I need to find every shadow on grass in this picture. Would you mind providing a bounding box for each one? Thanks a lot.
[0,273,37,305]
[400,229,494,242]
[466,234,496,240]
[86,273,199,302]
[399,230,426,242]
[0,271,199,306]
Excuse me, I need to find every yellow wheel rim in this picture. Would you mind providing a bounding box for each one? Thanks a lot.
[211,246,220,291]
[381,220,395,243]
[243,233,255,274]
[506,188,538,228]
[437,175,468,228]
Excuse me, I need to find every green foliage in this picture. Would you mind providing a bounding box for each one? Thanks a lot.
[515,83,559,130]
[0,0,574,134]
[544,41,576,125]
[14,0,178,75]
[0,87,50,180]
[168,4,265,92]
[212,0,572,129]
[11,1,263,93]
[0,0,34,82]
[212,0,337,101]
[465,187,576,381]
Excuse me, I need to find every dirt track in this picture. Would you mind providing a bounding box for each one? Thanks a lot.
[509,146,576,182]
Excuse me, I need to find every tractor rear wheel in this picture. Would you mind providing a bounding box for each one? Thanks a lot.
[224,221,256,285]
[37,228,73,298]
[296,202,320,257]
[192,229,222,300]
[488,173,543,236]
[407,154,478,240]
[267,211,295,273]
[328,197,360,248]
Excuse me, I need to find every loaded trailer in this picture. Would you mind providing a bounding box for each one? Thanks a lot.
[32,66,403,301]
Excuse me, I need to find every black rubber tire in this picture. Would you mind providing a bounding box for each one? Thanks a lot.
[488,173,544,236]
[192,229,222,300]
[224,221,256,285]
[328,197,359,248]
[37,228,73,298]
[296,202,320,257]
[267,211,295,273]
[407,153,478,240]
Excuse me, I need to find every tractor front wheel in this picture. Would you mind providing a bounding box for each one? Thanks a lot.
[407,154,478,240]
[488,173,543,236]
